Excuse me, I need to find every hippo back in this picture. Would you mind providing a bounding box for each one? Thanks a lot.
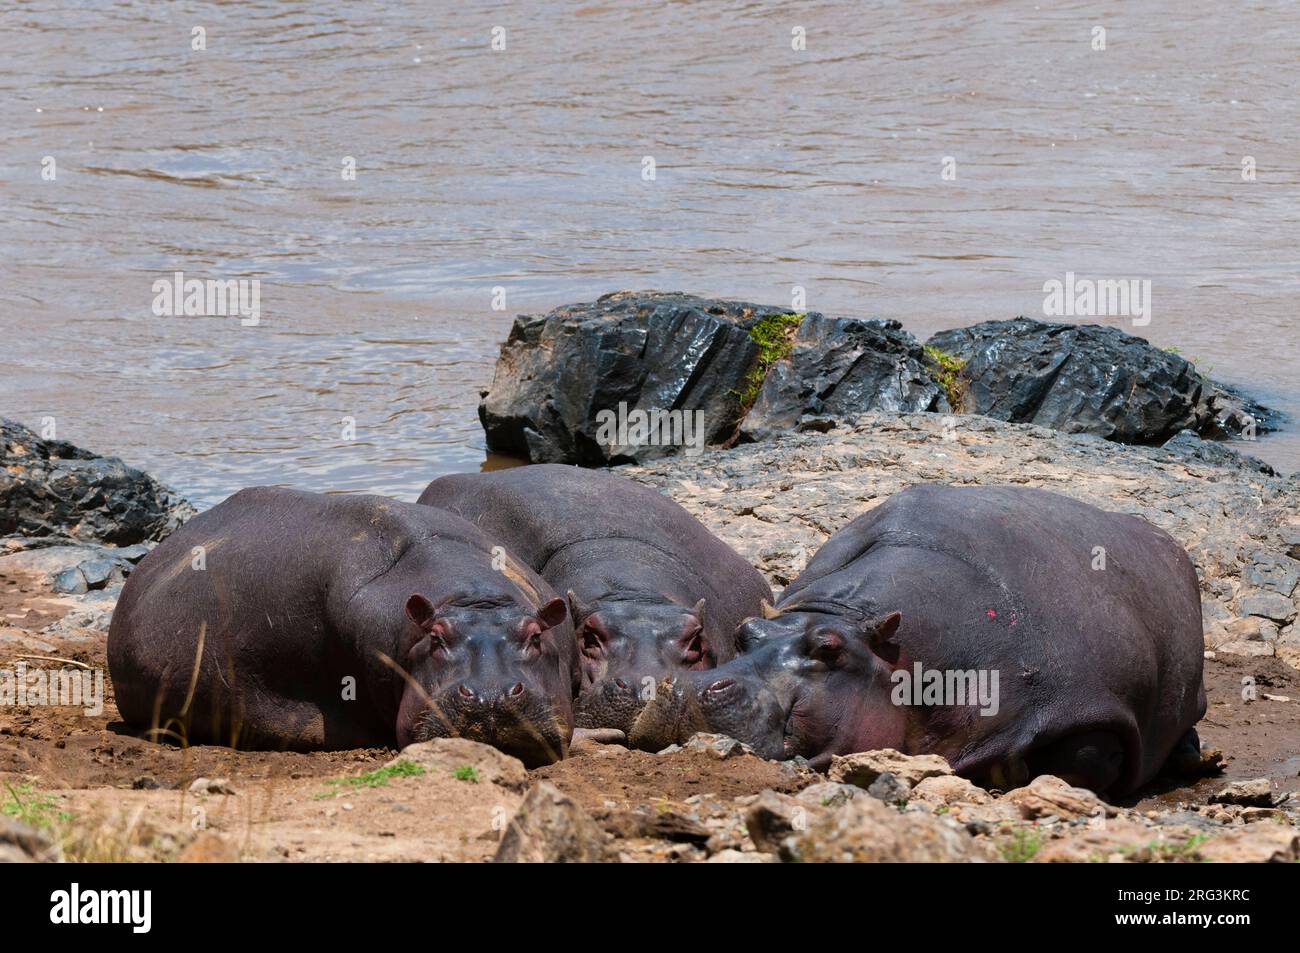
[418,464,772,659]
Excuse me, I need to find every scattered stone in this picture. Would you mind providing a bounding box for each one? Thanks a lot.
[1209,778,1276,808]
[493,782,609,863]
[778,794,999,863]
[1161,430,1275,475]
[599,810,711,845]
[51,566,88,594]
[1005,775,1109,820]
[866,772,912,804]
[796,782,862,809]
[681,732,754,760]
[1284,530,1300,562]
[777,757,817,785]
[44,595,117,634]
[0,817,56,862]
[188,777,237,796]
[745,790,819,853]
[828,749,953,788]
[1195,826,1299,863]
[706,849,776,863]
[911,774,994,806]
[1239,807,1290,824]
[1243,552,1300,597]
[392,737,529,792]
[1035,818,1175,863]
[1239,591,1298,623]
[1217,639,1276,658]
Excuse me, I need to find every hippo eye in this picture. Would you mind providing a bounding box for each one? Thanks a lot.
[806,633,845,668]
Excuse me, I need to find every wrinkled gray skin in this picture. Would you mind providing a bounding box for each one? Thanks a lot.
[417,465,773,734]
[630,485,1207,796]
[108,487,577,767]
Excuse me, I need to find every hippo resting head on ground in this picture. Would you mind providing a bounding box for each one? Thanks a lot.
[629,484,1207,796]
[108,487,577,767]
[416,465,773,736]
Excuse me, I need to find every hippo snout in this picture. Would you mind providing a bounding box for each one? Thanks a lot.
[626,675,708,752]
[626,670,786,759]
[574,675,646,735]
[414,684,569,768]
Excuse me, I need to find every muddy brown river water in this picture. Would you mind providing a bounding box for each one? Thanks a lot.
[2,1,1298,507]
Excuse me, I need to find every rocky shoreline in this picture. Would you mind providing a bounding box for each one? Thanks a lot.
[2,310,1298,862]
[477,291,1281,467]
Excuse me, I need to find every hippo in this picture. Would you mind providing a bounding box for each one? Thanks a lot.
[417,465,773,735]
[629,485,1206,795]
[107,487,577,767]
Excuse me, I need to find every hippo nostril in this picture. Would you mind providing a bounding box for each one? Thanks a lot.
[508,682,525,698]
[614,678,628,691]
[706,678,735,694]
[458,684,475,699]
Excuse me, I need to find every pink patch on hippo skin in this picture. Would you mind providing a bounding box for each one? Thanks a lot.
[986,609,998,620]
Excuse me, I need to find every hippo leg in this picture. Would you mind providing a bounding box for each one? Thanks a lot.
[1159,728,1205,777]
[1025,731,1125,794]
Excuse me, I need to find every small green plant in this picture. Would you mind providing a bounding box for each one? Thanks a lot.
[737,311,804,407]
[2,782,74,830]
[314,760,425,799]
[924,345,967,411]
[1147,833,1210,861]
[452,765,480,783]
[1001,826,1042,863]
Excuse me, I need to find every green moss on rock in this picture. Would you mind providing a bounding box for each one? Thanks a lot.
[738,311,805,408]
[923,345,967,411]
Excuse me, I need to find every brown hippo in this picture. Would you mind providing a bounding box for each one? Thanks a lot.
[629,484,1206,795]
[108,487,576,767]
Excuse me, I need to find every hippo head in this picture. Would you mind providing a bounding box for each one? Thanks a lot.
[394,592,572,767]
[570,591,711,735]
[627,607,906,767]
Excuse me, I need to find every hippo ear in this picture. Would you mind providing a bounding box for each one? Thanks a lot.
[537,597,568,631]
[862,611,903,666]
[405,594,438,631]
[566,590,592,625]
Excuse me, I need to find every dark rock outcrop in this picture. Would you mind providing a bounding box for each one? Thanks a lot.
[477,298,1282,466]
[1,418,193,546]
[926,318,1276,445]
[1161,430,1276,476]
[739,315,948,442]
[479,291,798,465]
